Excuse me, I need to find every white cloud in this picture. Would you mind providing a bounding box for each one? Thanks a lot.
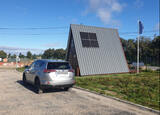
[71,18,78,24]
[0,46,44,55]
[134,0,144,8]
[43,43,61,48]
[89,0,99,9]
[83,0,126,26]
[97,8,111,24]
[111,2,123,12]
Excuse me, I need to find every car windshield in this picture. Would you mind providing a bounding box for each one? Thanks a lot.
[47,62,71,69]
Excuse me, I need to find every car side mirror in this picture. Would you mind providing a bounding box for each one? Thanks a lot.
[25,65,29,69]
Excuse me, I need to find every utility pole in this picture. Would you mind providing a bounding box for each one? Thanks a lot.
[137,20,144,74]
[16,55,20,68]
[16,55,18,68]
[137,33,140,73]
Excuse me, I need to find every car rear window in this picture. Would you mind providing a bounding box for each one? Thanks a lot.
[47,62,71,69]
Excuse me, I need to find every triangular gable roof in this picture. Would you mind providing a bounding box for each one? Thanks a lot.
[66,24,129,76]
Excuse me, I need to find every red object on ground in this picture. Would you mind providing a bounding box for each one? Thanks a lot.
[0,62,3,65]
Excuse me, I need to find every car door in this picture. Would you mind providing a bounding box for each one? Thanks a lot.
[25,66,31,82]
[29,61,39,84]
[26,62,35,83]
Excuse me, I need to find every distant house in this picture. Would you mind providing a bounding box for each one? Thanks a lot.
[3,58,8,63]
[66,24,129,76]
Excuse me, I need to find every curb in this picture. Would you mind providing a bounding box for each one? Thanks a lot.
[73,86,160,114]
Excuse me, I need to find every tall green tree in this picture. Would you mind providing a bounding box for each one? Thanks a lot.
[42,48,55,59]
[11,54,16,58]
[8,53,11,58]
[0,50,7,59]
[121,38,136,63]
[32,54,37,59]
[54,49,66,60]
[27,51,32,59]
[42,48,66,59]
[151,36,160,65]
[19,53,25,58]
[139,37,152,64]
[121,36,160,66]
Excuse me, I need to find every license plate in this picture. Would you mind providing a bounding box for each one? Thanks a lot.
[57,70,68,74]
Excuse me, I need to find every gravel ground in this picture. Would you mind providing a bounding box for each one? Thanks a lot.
[0,69,157,115]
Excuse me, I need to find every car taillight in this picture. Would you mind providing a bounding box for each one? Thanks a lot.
[43,69,56,73]
[69,69,74,72]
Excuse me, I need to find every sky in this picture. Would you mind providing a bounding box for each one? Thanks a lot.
[0,0,159,51]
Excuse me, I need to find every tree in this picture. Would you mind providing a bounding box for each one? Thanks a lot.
[32,54,37,59]
[27,51,32,59]
[0,50,7,59]
[139,37,152,64]
[19,53,25,58]
[120,36,160,66]
[121,38,136,63]
[42,48,55,59]
[42,48,66,59]
[54,49,66,60]
[8,53,11,58]
[11,54,16,58]
[151,36,160,65]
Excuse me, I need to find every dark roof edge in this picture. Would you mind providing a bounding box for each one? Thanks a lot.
[65,26,72,60]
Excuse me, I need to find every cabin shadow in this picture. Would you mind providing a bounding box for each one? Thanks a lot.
[16,80,67,94]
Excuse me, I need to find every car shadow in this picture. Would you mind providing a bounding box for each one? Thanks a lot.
[16,80,67,94]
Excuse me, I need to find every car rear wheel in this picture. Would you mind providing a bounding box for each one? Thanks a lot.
[35,78,43,94]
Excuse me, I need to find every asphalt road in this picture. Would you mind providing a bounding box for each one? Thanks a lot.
[0,69,157,115]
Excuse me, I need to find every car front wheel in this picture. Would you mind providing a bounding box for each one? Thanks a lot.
[35,78,43,94]
[23,74,27,85]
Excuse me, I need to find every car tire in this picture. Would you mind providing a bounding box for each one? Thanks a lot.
[23,74,27,85]
[64,87,70,91]
[35,78,43,94]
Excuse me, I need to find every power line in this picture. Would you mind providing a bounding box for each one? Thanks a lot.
[0,26,158,37]
[0,33,67,35]
[0,26,158,34]
[0,26,69,30]
[121,33,157,36]
[120,34,158,37]
[119,30,158,35]
[0,32,157,36]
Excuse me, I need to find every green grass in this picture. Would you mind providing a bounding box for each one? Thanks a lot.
[16,67,25,72]
[75,72,160,110]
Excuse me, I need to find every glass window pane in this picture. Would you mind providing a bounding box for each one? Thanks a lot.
[47,62,71,69]
[82,40,90,47]
[90,41,99,47]
[89,33,97,40]
[80,32,89,40]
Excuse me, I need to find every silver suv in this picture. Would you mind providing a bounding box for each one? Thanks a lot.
[23,59,75,94]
